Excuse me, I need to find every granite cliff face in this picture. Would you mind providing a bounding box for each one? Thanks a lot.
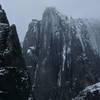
[0,5,31,100]
[23,7,100,100]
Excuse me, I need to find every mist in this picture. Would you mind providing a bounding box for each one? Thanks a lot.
[1,0,100,41]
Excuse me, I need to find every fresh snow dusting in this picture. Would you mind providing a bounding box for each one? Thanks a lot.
[27,49,31,54]
[74,82,100,100]
[0,69,6,75]
[83,82,100,93]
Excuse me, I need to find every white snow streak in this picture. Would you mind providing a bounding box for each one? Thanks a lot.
[62,44,66,71]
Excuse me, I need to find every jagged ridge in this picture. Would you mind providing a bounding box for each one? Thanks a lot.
[0,5,31,100]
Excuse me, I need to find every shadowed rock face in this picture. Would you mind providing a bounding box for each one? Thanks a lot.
[0,67,31,100]
[0,5,31,100]
[23,7,100,100]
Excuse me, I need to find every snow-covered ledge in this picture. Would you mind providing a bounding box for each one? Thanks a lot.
[73,82,100,100]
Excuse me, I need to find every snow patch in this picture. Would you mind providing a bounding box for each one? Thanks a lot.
[0,23,8,26]
[29,46,36,50]
[27,49,31,54]
[83,82,100,93]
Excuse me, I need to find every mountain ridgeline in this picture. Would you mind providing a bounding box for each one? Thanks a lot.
[0,5,31,100]
[23,7,100,100]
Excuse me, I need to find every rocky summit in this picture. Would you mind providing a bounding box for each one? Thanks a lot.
[0,5,31,100]
[23,7,100,100]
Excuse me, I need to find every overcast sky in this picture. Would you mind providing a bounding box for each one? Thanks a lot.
[0,0,100,41]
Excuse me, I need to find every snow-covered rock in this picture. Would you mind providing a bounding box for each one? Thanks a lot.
[74,82,100,100]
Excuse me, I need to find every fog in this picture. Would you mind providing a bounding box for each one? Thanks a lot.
[1,0,100,41]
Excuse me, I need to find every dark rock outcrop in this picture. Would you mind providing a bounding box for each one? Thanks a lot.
[0,5,25,68]
[0,5,31,100]
[23,7,100,100]
[0,67,31,100]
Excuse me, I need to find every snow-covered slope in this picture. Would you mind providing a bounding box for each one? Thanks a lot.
[74,82,100,100]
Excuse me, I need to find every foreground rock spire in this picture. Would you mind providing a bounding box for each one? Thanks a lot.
[0,5,31,100]
[0,4,9,24]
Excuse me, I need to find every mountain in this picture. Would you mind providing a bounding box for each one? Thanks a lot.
[23,7,100,100]
[0,5,31,100]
